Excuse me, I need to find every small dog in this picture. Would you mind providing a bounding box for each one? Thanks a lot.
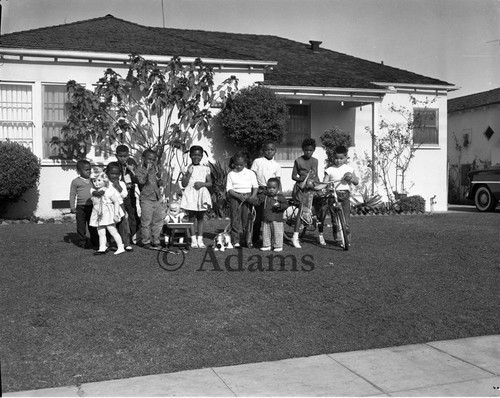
[213,230,233,251]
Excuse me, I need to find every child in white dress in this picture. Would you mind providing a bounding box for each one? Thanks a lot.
[89,168,125,255]
[180,146,212,248]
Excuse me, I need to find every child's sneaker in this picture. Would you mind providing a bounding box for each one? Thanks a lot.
[292,237,301,248]
[234,242,241,248]
[318,234,326,246]
[191,236,198,248]
[197,237,206,249]
[273,247,283,252]
[260,246,271,251]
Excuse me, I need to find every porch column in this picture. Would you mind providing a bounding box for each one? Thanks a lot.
[371,102,377,195]
[32,82,43,158]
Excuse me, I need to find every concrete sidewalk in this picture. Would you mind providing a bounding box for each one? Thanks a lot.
[5,335,500,397]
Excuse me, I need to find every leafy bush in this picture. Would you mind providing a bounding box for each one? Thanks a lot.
[393,195,426,213]
[219,86,289,161]
[320,126,351,166]
[0,141,41,210]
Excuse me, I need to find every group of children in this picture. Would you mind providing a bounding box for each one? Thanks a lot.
[225,139,359,251]
[70,139,359,255]
[70,145,214,255]
[70,145,142,254]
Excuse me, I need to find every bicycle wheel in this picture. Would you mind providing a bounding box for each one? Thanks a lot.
[336,210,350,251]
[283,205,307,241]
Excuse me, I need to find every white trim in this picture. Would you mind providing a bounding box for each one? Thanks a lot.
[0,47,277,67]
[415,145,441,150]
[266,85,387,103]
[371,82,458,91]
[266,85,389,94]
[33,82,42,158]
[0,80,35,85]
[41,159,77,166]
[470,181,500,184]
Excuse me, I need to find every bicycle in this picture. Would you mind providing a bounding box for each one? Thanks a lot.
[283,181,350,250]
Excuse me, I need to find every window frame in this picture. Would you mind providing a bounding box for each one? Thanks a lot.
[42,83,68,159]
[42,82,113,162]
[0,82,35,151]
[412,107,439,146]
[276,103,311,162]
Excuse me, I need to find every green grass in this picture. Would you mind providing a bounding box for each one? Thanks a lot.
[1,212,500,392]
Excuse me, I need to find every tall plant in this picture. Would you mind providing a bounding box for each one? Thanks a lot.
[52,54,238,200]
[367,95,436,203]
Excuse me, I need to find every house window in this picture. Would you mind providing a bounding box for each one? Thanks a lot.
[43,84,112,159]
[413,108,438,145]
[0,83,34,150]
[43,84,67,159]
[276,104,311,161]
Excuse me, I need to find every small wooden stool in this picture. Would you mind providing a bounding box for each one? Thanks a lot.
[164,222,193,251]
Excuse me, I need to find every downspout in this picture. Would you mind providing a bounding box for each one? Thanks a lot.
[371,102,376,195]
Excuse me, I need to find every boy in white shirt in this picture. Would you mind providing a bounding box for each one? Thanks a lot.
[319,145,359,245]
[226,151,258,248]
[250,141,281,246]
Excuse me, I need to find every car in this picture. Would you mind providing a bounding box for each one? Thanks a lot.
[466,165,500,212]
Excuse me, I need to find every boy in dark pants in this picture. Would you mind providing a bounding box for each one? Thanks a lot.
[70,159,99,249]
[135,149,164,249]
[115,145,140,243]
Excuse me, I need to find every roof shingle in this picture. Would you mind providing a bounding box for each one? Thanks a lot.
[448,87,500,113]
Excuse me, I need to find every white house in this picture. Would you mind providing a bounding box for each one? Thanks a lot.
[448,88,500,203]
[0,15,455,218]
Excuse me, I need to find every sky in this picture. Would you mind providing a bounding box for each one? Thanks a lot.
[2,0,500,99]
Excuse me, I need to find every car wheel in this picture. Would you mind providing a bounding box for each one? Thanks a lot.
[474,186,497,212]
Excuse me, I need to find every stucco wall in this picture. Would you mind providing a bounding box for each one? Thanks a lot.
[448,103,500,167]
[1,59,449,217]
[3,164,78,219]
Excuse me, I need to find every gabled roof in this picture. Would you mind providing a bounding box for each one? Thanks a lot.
[448,87,500,113]
[0,14,453,90]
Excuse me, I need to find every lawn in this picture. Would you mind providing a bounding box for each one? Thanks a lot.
[1,211,500,393]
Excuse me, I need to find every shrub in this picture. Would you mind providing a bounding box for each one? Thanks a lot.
[320,126,351,166]
[219,86,289,162]
[351,187,384,215]
[0,141,41,210]
[393,195,426,213]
